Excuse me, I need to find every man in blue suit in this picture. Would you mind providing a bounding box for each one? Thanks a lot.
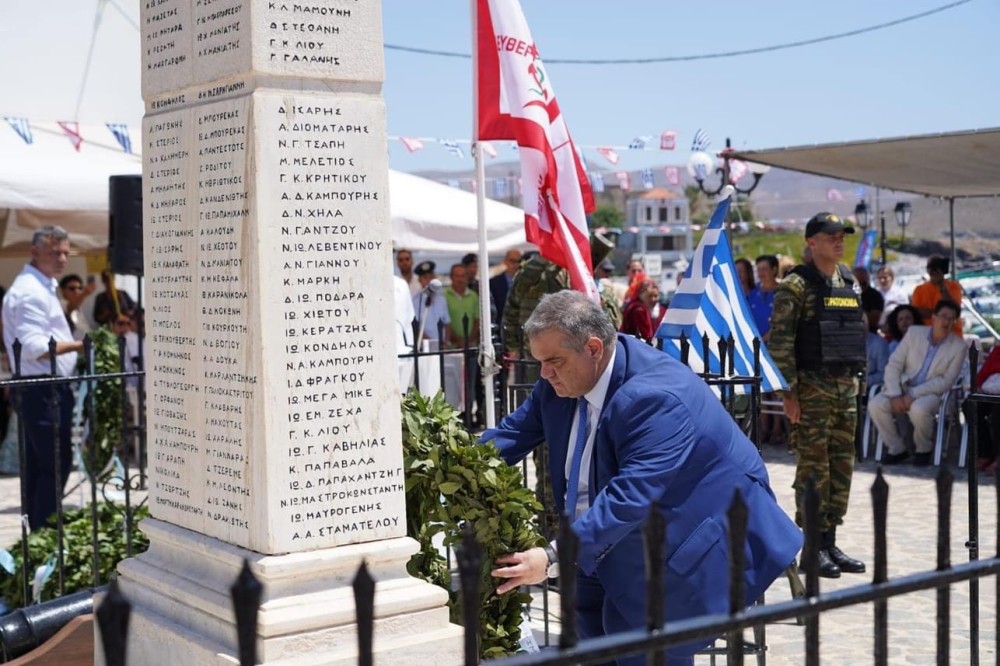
[484,291,802,665]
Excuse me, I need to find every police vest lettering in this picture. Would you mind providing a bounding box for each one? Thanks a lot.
[790,264,866,371]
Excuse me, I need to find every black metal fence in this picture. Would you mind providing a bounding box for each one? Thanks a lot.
[11,329,1000,665]
[0,333,145,660]
[88,458,1000,666]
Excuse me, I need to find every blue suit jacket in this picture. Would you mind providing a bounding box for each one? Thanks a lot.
[482,334,802,629]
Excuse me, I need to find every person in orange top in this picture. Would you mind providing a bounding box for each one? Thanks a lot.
[910,255,962,336]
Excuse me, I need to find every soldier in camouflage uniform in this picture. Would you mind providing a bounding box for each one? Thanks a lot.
[501,235,620,539]
[769,212,867,579]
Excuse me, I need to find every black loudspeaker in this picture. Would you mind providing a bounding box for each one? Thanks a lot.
[108,175,144,276]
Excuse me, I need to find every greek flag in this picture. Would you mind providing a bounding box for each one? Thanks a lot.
[590,172,605,193]
[492,178,508,198]
[3,117,32,144]
[628,135,650,150]
[106,123,132,153]
[641,168,655,190]
[691,128,711,152]
[657,192,788,392]
[440,140,465,159]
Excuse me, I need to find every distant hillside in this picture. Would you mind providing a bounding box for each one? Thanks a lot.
[414,161,1000,262]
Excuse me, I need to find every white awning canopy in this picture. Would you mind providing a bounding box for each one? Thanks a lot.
[730,128,1000,199]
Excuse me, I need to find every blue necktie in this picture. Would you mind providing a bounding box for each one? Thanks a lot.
[564,398,590,519]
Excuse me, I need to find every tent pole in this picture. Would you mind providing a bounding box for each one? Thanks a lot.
[949,197,957,278]
[471,0,497,429]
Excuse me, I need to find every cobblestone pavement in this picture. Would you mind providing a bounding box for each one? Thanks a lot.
[528,445,1000,665]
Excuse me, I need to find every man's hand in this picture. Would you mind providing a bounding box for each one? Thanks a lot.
[890,394,914,414]
[783,395,801,424]
[491,547,548,594]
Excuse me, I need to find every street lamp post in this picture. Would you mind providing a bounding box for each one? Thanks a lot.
[687,137,770,197]
[894,201,912,246]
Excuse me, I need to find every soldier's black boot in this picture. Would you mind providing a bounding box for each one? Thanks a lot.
[825,528,866,574]
[815,548,841,578]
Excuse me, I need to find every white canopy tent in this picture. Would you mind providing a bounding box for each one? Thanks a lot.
[0,120,526,257]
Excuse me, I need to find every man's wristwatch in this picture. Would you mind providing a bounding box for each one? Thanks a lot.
[543,544,559,579]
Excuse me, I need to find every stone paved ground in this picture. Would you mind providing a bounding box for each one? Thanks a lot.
[527,445,1000,665]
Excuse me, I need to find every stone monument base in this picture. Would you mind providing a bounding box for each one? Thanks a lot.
[101,519,464,665]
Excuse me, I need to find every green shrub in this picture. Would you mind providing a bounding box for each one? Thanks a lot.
[81,326,124,478]
[0,502,149,608]
[401,391,544,659]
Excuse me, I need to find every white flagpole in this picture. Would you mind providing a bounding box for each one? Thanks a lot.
[472,0,497,428]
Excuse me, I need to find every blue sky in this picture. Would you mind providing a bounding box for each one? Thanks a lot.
[1,0,996,175]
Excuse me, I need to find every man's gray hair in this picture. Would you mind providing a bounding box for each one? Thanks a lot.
[31,225,69,247]
[523,290,616,351]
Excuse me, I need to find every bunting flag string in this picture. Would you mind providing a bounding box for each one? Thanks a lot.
[56,121,83,152]
[3,117,33,144]
[106,123,132,154]
[387,127,694,160]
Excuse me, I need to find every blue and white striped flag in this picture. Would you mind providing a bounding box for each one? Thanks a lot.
[691,128,711,152]
[656,191,788,392]
[106,123,132,153]
[641,168,655,190]
[440,140,465,159]
[590,173,605,193]
[4,117,32,144]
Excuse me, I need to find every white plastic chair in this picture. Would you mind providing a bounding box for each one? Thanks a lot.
[861,382,883,460]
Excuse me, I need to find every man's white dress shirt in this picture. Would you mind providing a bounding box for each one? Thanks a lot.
[2,264,76,376]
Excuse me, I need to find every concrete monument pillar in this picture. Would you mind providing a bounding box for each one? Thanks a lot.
[114,2,463,663]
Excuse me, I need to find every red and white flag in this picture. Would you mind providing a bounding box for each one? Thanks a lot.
[57,121,83,152]
[664,166,680,185]
[826,187,844,201]
[660,130,676,150]
[615,171,631,191]
[399,136,424,153]
[477,0,597,299]
[595,146,620,165]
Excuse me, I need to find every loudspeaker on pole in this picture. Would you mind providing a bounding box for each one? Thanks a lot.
[108,175,143,276]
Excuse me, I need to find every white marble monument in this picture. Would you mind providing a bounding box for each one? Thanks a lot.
[111,2,464,663]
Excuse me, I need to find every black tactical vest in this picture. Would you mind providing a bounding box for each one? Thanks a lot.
[791,263,866,371]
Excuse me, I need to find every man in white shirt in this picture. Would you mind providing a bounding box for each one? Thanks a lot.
[2,226,84,528]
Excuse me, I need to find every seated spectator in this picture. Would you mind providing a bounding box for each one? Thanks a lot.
[620,279,663,341]
[885,304,920,355]
[862,288,889,386]
[875,265,909,326]
[968,345,1000,473]
[911,255,963,335]
[868,300,967,467]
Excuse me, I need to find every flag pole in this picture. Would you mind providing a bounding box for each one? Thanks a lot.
[472,0,497,428]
